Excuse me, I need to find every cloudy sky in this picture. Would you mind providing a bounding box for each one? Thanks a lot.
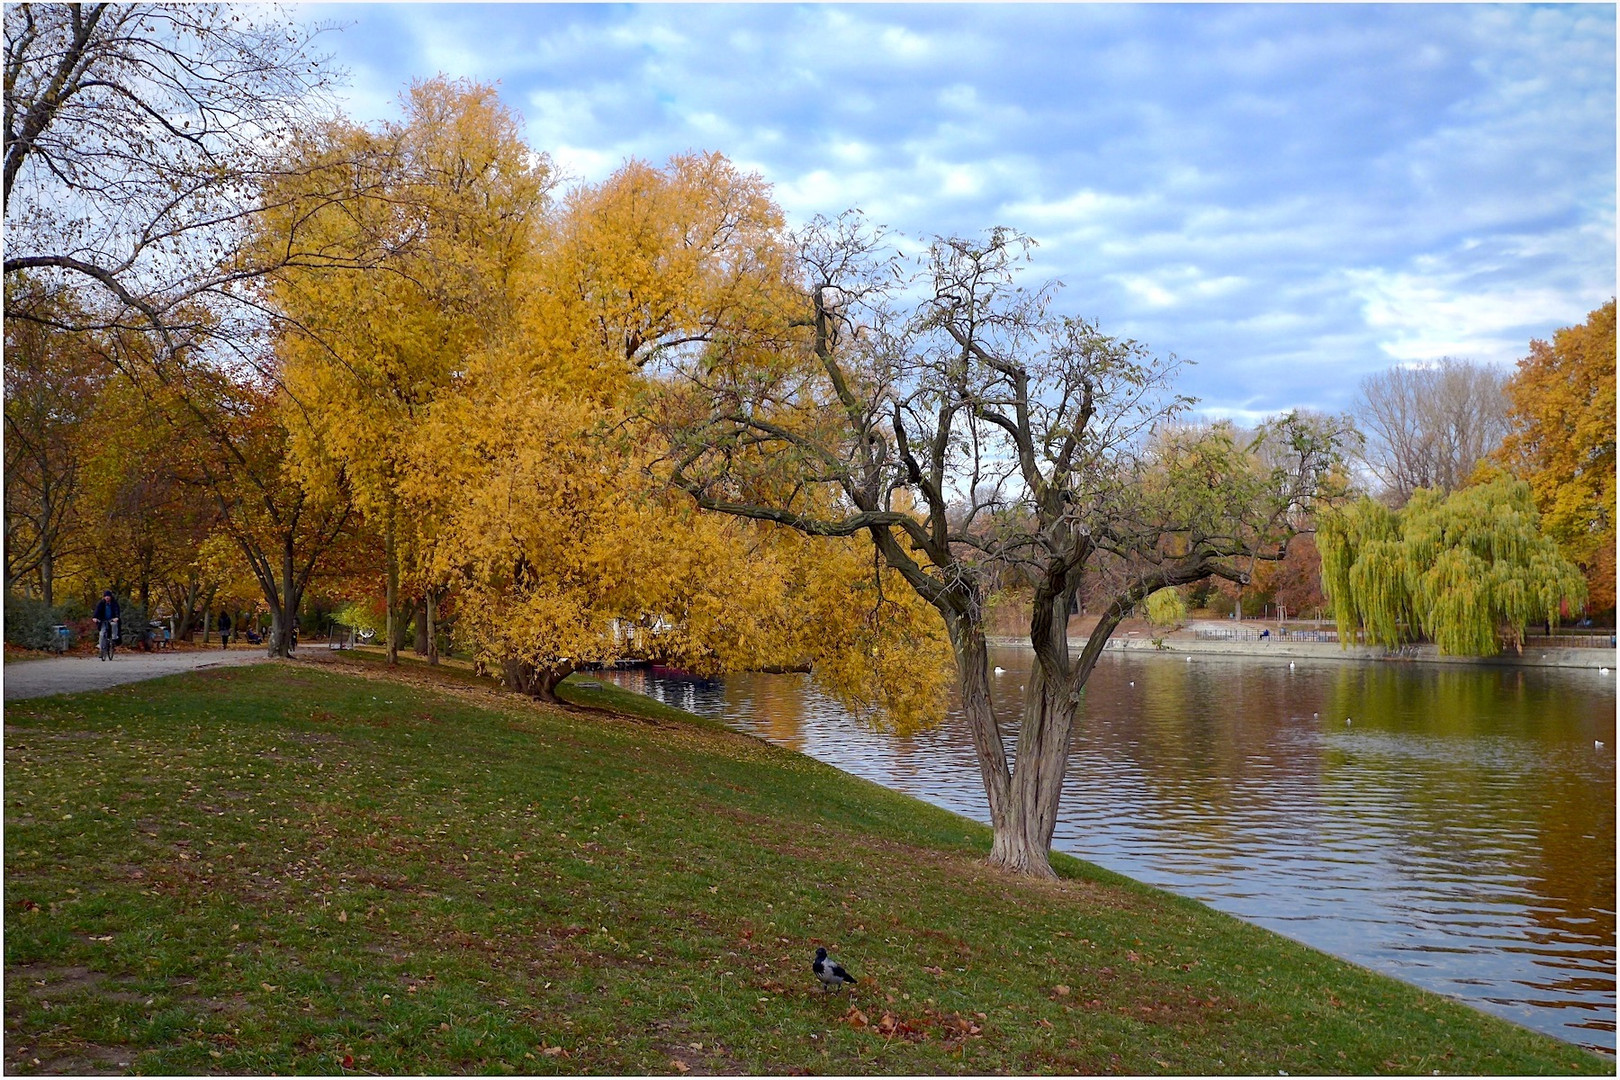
[306,2,1615,422]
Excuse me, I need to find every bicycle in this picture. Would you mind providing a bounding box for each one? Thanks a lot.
[98,617,120,661]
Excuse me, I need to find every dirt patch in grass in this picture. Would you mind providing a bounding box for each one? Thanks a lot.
[8,964,111,998]
[8,1042,136,1076]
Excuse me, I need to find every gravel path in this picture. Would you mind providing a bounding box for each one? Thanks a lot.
[3,649,272,701]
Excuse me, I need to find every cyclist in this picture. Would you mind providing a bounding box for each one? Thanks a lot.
[93,590,121,661]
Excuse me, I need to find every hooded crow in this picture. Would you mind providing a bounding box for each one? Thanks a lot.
[812,947,856,993]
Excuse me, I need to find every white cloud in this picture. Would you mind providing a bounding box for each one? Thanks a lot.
[1344,268,1589,365]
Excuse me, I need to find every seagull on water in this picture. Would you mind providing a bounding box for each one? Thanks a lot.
[813,947,857,993]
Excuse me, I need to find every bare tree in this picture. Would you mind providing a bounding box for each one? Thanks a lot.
[3,3,373,656]
[664,217,1348,877]
[3,4,348,334]
[1351,358,1509,506]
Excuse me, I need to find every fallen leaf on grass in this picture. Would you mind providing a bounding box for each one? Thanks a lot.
[1053,984,1070,997]
[844,1007,869,1028]
[922,965,945,976]
[670,1059,690,1073]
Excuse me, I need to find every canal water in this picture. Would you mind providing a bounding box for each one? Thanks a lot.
[603,648,1617,1054]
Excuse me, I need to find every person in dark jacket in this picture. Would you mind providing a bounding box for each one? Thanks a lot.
[93,591,121,660]
[218,610,232,649]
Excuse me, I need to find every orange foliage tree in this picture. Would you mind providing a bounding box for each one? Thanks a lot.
[1495,300,1617,615]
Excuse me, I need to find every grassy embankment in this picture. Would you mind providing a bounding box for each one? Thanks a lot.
[4,656,1608,1075]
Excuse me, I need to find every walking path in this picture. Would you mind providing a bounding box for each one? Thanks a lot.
[2,650,271,701]
[986,624,1615,669]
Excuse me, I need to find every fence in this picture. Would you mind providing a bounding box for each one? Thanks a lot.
[1194,625,1615,650]
[1520,633,1617,649]
[1195,625,1347,644]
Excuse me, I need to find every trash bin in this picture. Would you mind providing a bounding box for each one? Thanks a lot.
[51,624,69,654]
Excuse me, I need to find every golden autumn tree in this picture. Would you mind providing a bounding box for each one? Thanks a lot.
[1495,300,1616,615]
[406,154,951,719]
[511,151,797,396]
[260,76,550,663]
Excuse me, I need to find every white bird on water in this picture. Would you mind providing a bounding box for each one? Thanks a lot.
[1346,717,1353,725]
[1596,741,1605,750]
[994,666,1006,674]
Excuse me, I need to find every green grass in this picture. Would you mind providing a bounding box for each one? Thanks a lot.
[3,658,1608,1075]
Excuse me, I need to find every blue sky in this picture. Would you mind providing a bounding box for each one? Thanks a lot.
[307,2,1616,421]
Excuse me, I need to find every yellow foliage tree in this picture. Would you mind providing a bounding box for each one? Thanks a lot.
[508,152,798,397]
[262,77,552,662]
[1495,299,1616,614]
[392,151,950,721]
[408,377,950,723]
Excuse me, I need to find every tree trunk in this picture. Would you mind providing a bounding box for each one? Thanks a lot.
[501,658,573,702]
[426,591,439,666]
[265,537,301,658]
[952,578,1088,880]
[40,540,54,608]
[991,663,1075,878]
[384,520,399,665]
[943,615,1068,877]
[414,596,429,655]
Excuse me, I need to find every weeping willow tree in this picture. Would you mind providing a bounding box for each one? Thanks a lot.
[1318,476,1586,655]
[1144,587,1189,629]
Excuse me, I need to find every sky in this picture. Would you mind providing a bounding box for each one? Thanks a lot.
[306,2,1616,422]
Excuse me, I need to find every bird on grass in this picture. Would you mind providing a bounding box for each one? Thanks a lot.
[813,947,857,993]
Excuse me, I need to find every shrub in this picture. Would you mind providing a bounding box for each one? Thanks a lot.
[4,593,72,650]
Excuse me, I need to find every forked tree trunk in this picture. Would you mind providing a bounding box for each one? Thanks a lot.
[992,666,1076,878]
[948,619,1070,879]
[950,579,1095,880]
[502,658,574,702]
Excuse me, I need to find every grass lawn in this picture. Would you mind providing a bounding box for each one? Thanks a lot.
[3,656,1608,1075]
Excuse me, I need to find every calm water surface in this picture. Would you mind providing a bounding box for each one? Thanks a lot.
[604,650,1617,1053]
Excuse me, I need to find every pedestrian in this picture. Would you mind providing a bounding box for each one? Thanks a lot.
[219,610,232,649]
